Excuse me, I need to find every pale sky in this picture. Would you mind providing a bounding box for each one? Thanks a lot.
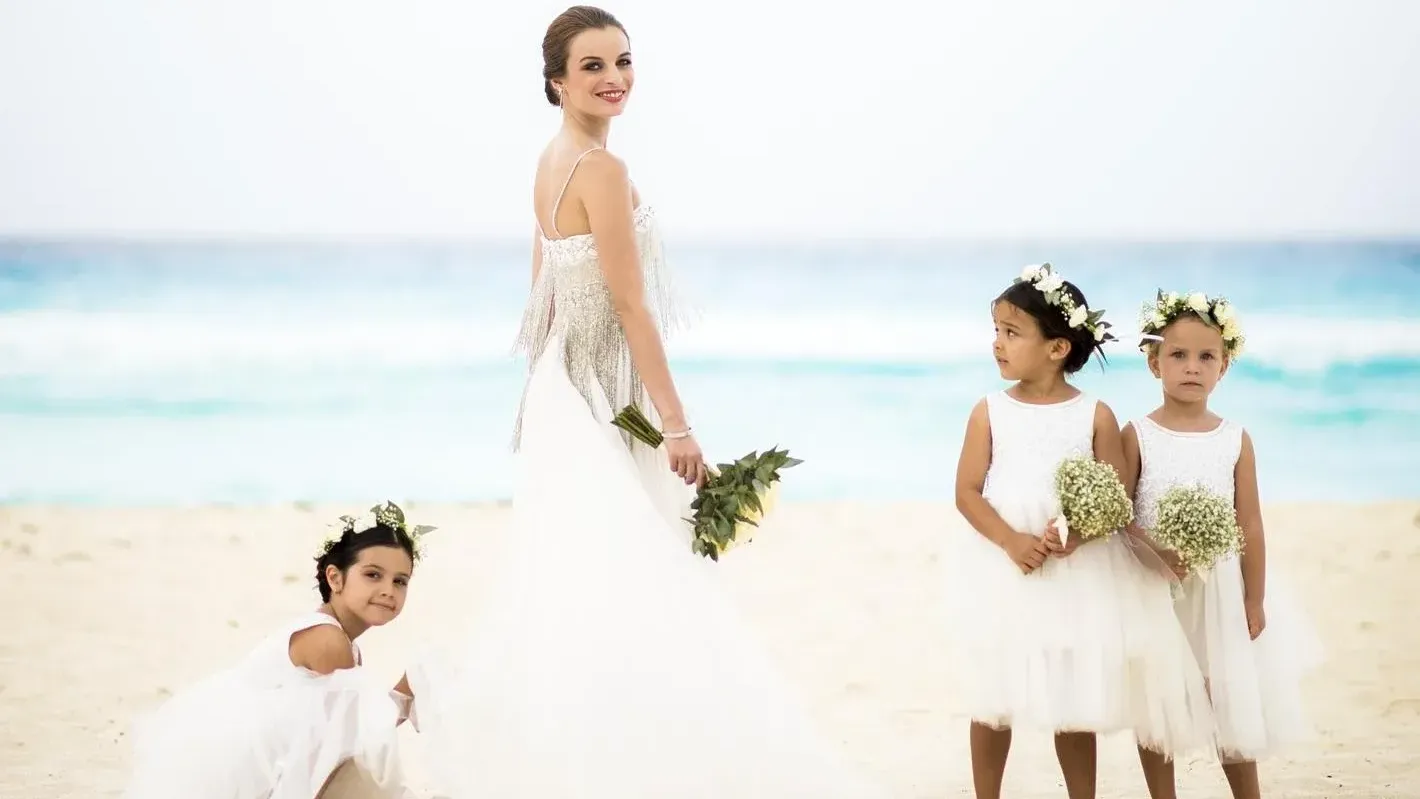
[1,0,1417,240]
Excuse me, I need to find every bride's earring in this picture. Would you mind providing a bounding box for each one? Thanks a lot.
[559,85,568,106]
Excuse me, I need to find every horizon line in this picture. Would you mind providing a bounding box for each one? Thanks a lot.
[2,229,1418,248]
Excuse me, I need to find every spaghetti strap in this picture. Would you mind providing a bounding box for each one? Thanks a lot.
[543,147,603,239]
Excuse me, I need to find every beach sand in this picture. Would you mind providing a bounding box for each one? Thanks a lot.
[2,501,1415,798]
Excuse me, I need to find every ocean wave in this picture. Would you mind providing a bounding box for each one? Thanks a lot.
[2,308,1418,378]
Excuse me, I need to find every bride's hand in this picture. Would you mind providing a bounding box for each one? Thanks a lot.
[665,434,707,487]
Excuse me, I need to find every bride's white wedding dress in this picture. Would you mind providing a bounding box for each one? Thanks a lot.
[404,152,886,798]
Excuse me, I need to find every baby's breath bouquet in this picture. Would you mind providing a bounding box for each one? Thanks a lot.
[612,405,801,561]
[1053,455,1134,544]
[1150,484,1244,576]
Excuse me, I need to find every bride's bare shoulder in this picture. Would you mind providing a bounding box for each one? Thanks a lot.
[574,148,628,187]
[533,143,623,192]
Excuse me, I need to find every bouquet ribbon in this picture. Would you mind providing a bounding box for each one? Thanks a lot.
[1120,527,1184,587]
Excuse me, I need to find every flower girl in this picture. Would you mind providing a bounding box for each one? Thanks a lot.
[1124,293,1322,799]
[122,503,428,799]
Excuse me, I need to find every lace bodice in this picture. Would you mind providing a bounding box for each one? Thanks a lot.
[982,391,1097,511]
[510,202,684,449]
[1132,416,1242,529]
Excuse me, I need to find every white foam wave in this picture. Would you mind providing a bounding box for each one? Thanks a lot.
[1,309,1417,377]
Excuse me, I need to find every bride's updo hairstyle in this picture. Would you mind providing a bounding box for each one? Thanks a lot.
[542,6,628,106]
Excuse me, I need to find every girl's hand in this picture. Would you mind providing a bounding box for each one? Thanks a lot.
[1159,549,1190,581]
[1125,523,1187,579]
[1002,530,1049,574]
[1245,598,1266,640]
[665,433,708,486]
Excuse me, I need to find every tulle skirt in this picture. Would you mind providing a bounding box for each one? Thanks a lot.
[1175,553,1322,761]
[404,337,885,798]
[123,667,408,799]
[943,485,1216,756]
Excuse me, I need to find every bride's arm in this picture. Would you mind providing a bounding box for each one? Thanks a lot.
[578,150,689,434]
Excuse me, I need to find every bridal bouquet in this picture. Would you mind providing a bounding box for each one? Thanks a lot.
[1149,484,1244,576]
[612,405,802,561]
[1053,455,1134,544]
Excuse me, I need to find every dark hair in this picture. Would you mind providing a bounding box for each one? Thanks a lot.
[315,524,416,603]
[994,280,1107,374]
[542,6,627,106]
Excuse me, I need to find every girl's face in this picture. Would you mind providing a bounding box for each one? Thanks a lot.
[992,300,1069,381]
[1148,316,1229,403]
[324,545,413,629]
[555,26,633,117]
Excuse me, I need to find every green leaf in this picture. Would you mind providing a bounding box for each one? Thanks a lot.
[712,515,733,543]
[741,493,761,516]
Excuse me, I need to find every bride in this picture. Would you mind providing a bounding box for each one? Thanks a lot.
[401,6,887,797]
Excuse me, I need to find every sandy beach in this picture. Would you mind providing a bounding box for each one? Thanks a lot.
[2,500,1415,798]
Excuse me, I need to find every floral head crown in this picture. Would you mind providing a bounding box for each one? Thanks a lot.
[318,501,436,562]
[1137,290,1245,359]
[1014,263,1115,343]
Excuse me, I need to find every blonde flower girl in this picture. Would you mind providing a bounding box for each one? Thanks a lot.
[1124,293,1322,799]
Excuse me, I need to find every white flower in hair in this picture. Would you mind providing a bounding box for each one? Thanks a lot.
[319,500,437,562]
[1011,262,1116,345]
[1138,289,1245,359]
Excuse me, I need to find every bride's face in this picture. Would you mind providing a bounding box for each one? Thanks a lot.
[559,27,634,117]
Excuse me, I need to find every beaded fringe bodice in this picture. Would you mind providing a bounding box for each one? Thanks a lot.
[510,203,684,450]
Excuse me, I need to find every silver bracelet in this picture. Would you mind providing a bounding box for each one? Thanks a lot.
[662,427,693,440]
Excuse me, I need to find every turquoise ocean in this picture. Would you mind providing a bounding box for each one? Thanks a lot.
[1,238,1417,505]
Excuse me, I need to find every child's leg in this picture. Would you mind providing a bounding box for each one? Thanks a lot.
[1136,744,1177,799]
[320,760,398,798]
[1221,759,1261,799]
[969,721,1012,799]
[1053,732,1097,799]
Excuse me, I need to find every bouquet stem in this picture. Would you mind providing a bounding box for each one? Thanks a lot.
[611,405,664,448]
[610,404,801,561]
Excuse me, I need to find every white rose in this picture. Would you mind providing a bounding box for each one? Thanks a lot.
[1214,302,1235,323]
[1036,273,1064,294]
[1222,320,1241,341]
[1187,292,1210,315]
[1165,292,1180,305]
[1148,311,1168,329]
[1093,324,1107,341]
[1021,264,1044,282]
[1068,305,1089,328]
